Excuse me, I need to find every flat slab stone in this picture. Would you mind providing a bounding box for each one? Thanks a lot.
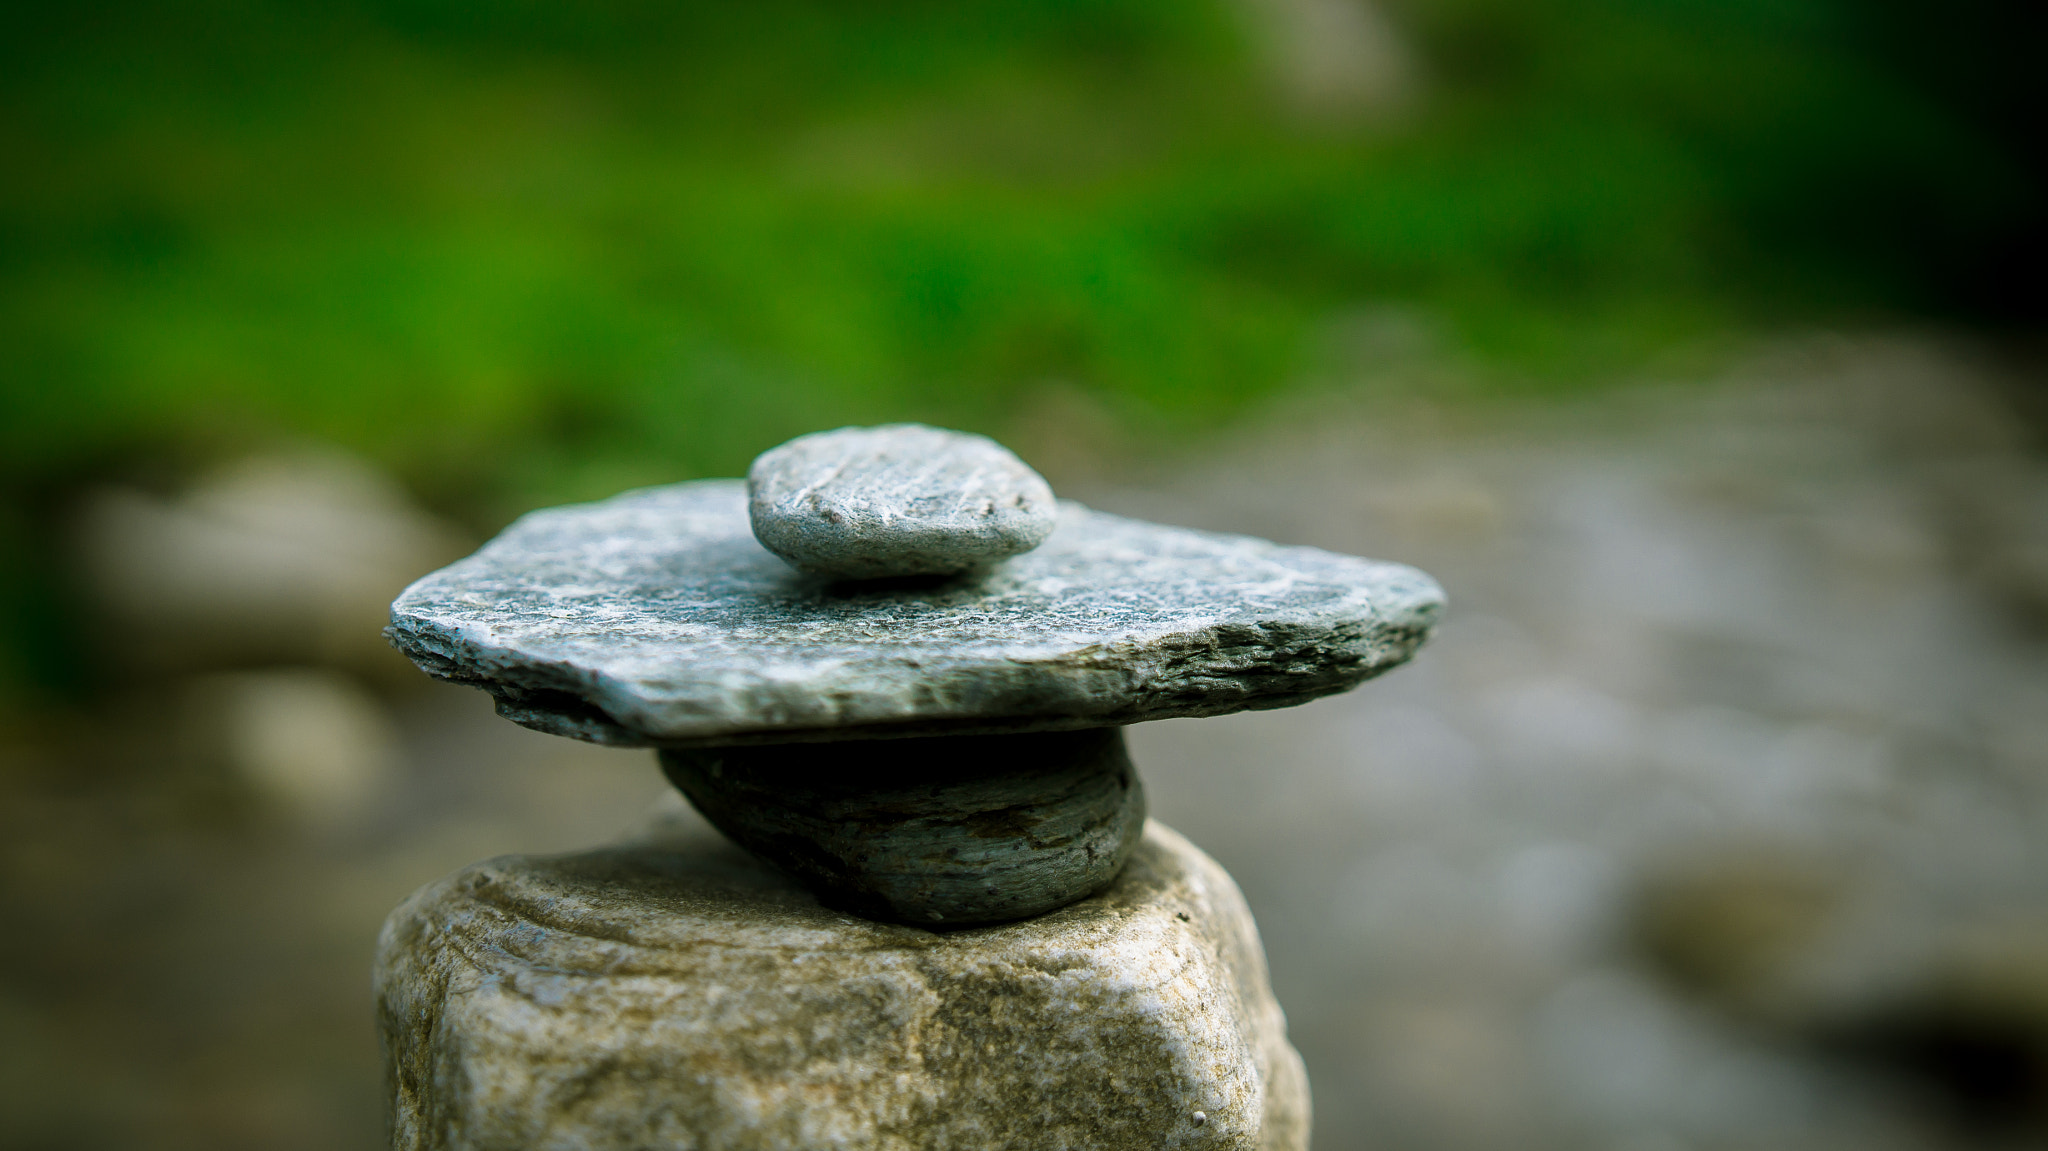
[387,479,1442,747]
[376,817,1310,1150]
[748,424,1057,578]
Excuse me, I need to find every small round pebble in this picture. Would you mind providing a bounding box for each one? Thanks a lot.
[748,423,1056,579]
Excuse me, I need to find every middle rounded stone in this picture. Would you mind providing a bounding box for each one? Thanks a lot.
[659,727,1145,925]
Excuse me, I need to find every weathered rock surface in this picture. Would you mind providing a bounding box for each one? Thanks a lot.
[376,818,1310,1150]
[748,424,1057,579]
[386,479,1442,746]
[661,727,1145,925]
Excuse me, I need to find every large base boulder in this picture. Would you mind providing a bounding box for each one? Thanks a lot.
[376,818,1309,1150]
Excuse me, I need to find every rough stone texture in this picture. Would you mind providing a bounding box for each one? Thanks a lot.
[660,727,1145,925]
[376,818,1310,1151]
[386,479,1442,747]
[748,424,1058,579]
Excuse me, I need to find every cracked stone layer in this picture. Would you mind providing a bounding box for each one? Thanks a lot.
[386,479,1442,748]
[660,727,1146,925]
[376,817,1309,1151]
[748,424,1057,578]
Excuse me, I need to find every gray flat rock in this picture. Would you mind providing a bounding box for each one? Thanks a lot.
[386,479,1442,747]
[376,817,1310,1150]
[749,424,1057,578]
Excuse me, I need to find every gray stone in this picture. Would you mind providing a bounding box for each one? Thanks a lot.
[376,817,1309,1151]
[386,479,1442,747]
[748,424,1057,578]
[661,727,1145,925]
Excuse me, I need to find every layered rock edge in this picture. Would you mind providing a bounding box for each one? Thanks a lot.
[386,479,1443,747]
[376,818,1309,1150]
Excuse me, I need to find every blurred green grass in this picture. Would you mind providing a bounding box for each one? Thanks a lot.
[1,0,2040,702]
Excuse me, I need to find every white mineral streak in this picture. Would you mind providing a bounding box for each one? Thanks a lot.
[386,479,1443,746]
[377,819,1309,1150]
[748,424,1058,578]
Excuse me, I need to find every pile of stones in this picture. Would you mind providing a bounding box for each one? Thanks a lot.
[377,425,1442,1150]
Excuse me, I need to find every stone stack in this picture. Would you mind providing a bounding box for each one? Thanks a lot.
[379,424,1443,1150]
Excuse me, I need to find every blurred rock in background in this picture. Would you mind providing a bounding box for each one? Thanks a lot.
[185,669,401,832]
[72,452,467,682]
[1233,0,1417,120]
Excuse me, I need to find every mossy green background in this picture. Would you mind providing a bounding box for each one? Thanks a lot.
[2,0,2040,699]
